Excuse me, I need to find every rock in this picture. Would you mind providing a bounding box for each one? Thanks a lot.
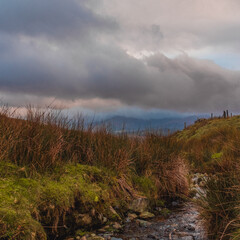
[112,222,122,229]
[127,213,138,220]
[80,237,87,240]
[136,219,152,227]
[129,198,149,213]
[180,237,193,240]
[111,238,123,240]
[139,211,155,219]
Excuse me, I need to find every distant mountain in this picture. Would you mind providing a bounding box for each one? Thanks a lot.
[97,115,207,133]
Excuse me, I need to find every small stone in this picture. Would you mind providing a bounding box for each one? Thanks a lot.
[111,238,123,240]
[139,211,155,219]
[80,237,86,240]
[112,222,122,229]
[127,213,138,220]
[180,237,193,240]
[136,219,152,227]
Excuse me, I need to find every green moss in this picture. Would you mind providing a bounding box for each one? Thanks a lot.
[133,175,157,199]
[0,177,46,239]
[0,161,122,239]
[211,152,223,160]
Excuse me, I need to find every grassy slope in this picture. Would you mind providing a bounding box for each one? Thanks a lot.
[176,116,240,239]
[0,110,189,239]
[176,116,240,140]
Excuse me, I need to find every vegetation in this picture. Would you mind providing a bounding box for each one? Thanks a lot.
[0,107,189,239]
[3,106,240,239]
[176,116,240,239]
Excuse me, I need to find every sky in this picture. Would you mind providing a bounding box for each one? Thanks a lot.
[0,0,240,118]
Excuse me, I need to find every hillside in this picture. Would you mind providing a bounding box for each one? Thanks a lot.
[0,109,188,240]
[1,110,240,240]
[175,115,240,239]
[99,115,203,133]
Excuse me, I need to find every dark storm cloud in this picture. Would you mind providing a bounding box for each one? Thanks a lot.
[0,0,117,39]
[1,0,240,113]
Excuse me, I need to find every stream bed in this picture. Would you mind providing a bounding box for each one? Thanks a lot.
[110,202,207,240]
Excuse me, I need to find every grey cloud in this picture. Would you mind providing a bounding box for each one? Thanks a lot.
[0,0,240,113]
[0,0,117,39]
[1,34,240,113]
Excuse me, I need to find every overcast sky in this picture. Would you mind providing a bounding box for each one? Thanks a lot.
[1,0,240,117]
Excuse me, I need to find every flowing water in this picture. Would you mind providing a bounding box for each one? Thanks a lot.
[111,202,207,240]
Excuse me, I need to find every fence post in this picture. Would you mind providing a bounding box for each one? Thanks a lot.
[223,111,226,118]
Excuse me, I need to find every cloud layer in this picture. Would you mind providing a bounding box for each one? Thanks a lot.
[0,0,240,113]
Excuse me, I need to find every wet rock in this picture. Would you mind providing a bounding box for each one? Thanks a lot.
[129,198,149,213]
[180,237,194,240]
[139,211,155,219]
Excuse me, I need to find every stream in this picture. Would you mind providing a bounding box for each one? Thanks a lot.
[111,202,207,240]
[67,174,208,240]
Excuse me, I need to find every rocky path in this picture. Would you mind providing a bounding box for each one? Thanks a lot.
[110,202,207,240]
